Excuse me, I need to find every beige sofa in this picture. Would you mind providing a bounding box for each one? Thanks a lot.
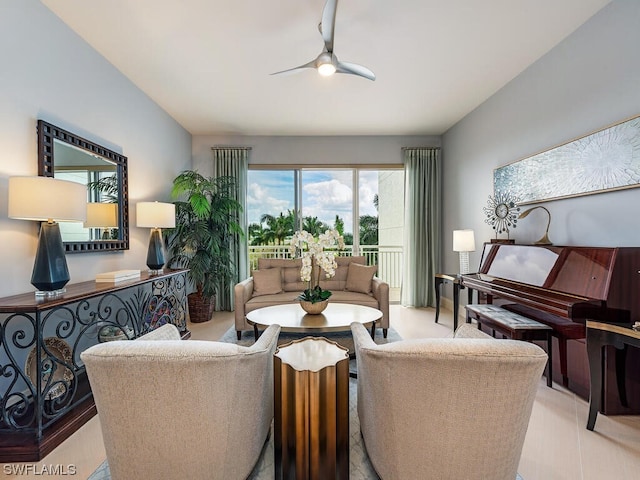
[351,321,547,480]
[234,256,389,340]
[81,323,281,480]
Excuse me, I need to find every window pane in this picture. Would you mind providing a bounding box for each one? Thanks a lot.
[358,171,379,246]
[301,170,353,242]
[247,170,295,246]
[247,167,404,302]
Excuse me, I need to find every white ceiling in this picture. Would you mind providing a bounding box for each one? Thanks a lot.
[42,0,611,136]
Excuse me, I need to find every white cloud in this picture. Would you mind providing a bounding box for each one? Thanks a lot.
[247,182,292,224]
[246,170,381,233]
[358,172,378,216]
[303,179,353,229]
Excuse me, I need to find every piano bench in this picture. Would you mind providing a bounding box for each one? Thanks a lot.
[502,303,586,388]
[465,304,553,388]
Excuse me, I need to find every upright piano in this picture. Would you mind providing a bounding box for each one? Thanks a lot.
[461,243,640,414]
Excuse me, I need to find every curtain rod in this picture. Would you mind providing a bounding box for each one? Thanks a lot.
[211,146,253,150]
[401,146,441,151]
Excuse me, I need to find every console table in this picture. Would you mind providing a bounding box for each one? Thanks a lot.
[0,269,188,462]
[434,273,473,330]
[586,320,640,431]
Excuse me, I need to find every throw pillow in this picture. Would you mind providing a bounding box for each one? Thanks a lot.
[345,263,377,294]
[282,266,308,292]
[252,268,283,296]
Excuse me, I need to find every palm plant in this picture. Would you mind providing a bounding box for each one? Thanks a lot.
[260,211,294,244]
[167,171,243,322]
[87,174,119,203]
[359,214,379,245]
[302,216,329,236]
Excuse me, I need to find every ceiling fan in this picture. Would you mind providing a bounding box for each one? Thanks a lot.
[272,0,376,81]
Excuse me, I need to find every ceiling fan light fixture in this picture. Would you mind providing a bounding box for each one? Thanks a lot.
[316,51,336,76]
[318,62,336,76]
[271,0,375,81]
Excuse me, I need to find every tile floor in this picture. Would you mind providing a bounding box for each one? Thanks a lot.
[5,305,640,479]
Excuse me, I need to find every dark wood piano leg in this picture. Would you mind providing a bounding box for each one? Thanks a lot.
[546,333,553,388]
[558,337,569,388]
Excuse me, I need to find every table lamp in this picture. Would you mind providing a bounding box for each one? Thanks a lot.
[84,203,118,239]
[518,206,552,245]
[136,202,175,273]
[8,176,87,296]
[453,229,476,275]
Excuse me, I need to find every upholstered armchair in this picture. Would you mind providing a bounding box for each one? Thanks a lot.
[81,323,281,480]
[351,322,547,480]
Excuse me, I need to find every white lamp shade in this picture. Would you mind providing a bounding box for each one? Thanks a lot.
[8,176,87,222]
[84,203,118,228]
[453,229,476,252]
[136,202,175,228]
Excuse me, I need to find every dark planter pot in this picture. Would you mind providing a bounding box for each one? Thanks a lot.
[187,292,215,323]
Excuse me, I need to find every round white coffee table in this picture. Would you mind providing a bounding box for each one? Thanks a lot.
[246,303,382,341]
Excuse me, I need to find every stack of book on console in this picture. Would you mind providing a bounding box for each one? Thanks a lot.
[95,270,141,283]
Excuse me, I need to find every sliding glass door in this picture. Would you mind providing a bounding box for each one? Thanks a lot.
[247,167,404,301]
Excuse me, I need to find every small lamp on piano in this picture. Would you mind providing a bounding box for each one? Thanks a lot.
[518,206,552,245]
[8,176,87,297]
[453,229,476,275]
[136,201,175,274]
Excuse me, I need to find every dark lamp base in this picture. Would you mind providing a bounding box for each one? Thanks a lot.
[31,222,70,293]
[146,228,166,271]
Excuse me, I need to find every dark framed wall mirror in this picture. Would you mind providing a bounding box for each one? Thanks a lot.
[37,120,129,253]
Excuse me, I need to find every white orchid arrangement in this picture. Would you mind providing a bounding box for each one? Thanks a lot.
[289,229,345,303]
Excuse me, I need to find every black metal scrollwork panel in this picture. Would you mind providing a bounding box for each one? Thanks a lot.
[0,270,188,439]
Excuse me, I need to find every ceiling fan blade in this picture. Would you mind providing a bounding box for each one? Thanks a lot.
[336,61,376,81]
[320,0,338,52]
[271,59,316,76]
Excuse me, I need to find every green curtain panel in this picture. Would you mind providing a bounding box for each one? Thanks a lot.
[401,148,441,307]
[212,147,250,311]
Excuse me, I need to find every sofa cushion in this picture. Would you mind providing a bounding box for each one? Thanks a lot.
[282,266,308,292]
[245,292,301,313]
[318,256,366,291]
[328,290,379,308]
[257,258,301,270]
[252,268,283,297]
[345,263,377,294]
[256,258,307,292]
[245,290,379,314]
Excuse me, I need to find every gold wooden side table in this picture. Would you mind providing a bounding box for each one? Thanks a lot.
[274,337,350,480]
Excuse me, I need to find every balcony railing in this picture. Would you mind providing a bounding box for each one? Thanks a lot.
[248,244,403,290]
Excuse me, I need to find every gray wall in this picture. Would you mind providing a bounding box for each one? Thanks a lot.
[192,135,441,173]
[0,0,192,297]
[442,0,640,276]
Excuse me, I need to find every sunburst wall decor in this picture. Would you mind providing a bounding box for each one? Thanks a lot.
[483,192,520,239]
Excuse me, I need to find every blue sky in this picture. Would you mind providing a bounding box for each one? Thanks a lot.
[247,170,378,233]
